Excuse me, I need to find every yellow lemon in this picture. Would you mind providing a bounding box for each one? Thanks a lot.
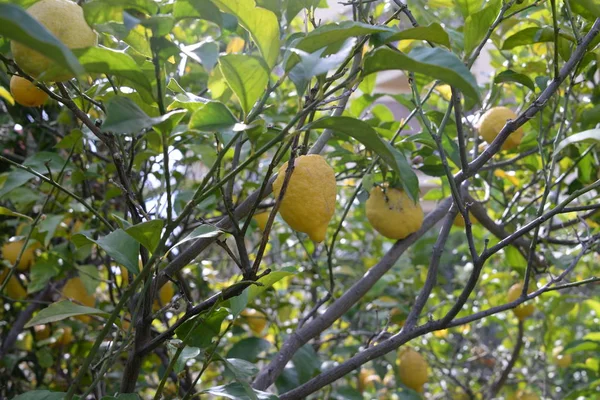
[9,75,48,107]
[513,391,540,400]
[61,277,95,322]
[453,212,478,228]
[2,239,39,271]
[478,107,524,150]
[398,347,428,391]
[357,368,381,392]
[52,326,73,347]
[272,155,336,242]
[240,308,268,335]
[366,186,423,240]
[253,212,270,231]
[153,282,175,311]
[11,0,97,81]
[507,282,535,321]
[0,269,27,300]
[552,346,572,368]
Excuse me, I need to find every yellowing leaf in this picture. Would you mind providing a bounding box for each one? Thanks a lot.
[494,169,520,186]
[0,86,14,106]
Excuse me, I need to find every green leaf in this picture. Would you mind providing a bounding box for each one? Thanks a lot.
[502,27,573,50]
[28,256,61,294]
[0,206,33,221]
[0,152,71,198]
[82,0,159,25]
[25,300,107,328]
[304,116,420,201]
[167,345,201,374]
[72,229,140,275]
[568,0,600,20]
[73,47,153,95]
[247,266,295,302]
[494,69,536,92]
[288,37,355,96]
[102,97,186,134]
[125,220,164,253]
[376,23,451,48]
[564,339,600,354]
[0,3,83,78]
[227,337,271,362]
[55,129,84,151]
[218,55,269,117]
[173,0,223,26]
[220,357,259,379]
[175,308,229,348]
[286,21,394,71]
[363,47,480,102]
[464,0,500,56]
[76,265,101,295]
[292,344,320,384]
[555,129,600,154]
[188,102,239,132]
[212,0,280,68]
[455,0,483,18]
[203,383,278,400]
[12,391,67,400]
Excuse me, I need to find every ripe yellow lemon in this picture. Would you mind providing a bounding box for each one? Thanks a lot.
[2,239,39,271]
[0,269,27,300]
[398,347,428,391]
[478,107,524,150]
[366,186,423,240]
[507,282,535,320]
[9,75,48,107]
[153,281,175,311]
[272,155,336,242]
[253,212,270,231]
[453,212,478,228]
[11,0,97,81]
[240,308,268,335]
[552,346,572,368]
[61,277,95,322]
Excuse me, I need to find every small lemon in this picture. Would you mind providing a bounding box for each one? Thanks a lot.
[366,186,423,239]
[61,277,95,322]
[552,346,572,368]
[272,155,336,242]
[9,76,48,107]
[153,282,175,311]
[398,347,428,391]
[507,282,535,320]
[11,0,97,81]
[478,107,524,150]
[240,308,268,335]
[253,212,270,231]
[0,269,27,300]
[453,212,478,228]
[2,239,39,271]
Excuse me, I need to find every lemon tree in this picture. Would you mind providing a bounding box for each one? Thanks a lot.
[1,1,600,399]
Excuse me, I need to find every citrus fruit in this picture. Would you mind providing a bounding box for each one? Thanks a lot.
[52,326,73,347]
[9,75,48,107]
[61,277,95,322]
[398,347,428,391]
[34,324,51,341]
[478,107,524,150]
[253,212,270,231]
[453,212,478,228]
[0,269,27,300]
[11,0,97,81]
[2,239,39,271]
[272,155,336,242]
[366,186,423,239]
[507,282,535,320]
[153,281,175,311]
[240,308,268,335]
[357,368,380,392]
[552,346,572,368]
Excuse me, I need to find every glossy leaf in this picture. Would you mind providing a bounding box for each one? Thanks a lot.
[12,391,67,400]
[82,0,159,25]
[203,383,278,400]
[568,0,600,20]
[494,69,535,92]
[363,47,480,102]
[555,129,600,154]
[102,97,186,134]
[25,300,107,328]
[0,3,83,78]
[188,102,239,132]
[173,0,223,26]
[376,23,451,48]
[212,0,280,68]
[247,266,295,302]
[125,219,164,253]
[304,116,420,201]
[219,55,269,117]
[227,337,271,362]
[73,229,140,275]
[502,27,573,50]
[175,308,229,348]
[464,0,500,55]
